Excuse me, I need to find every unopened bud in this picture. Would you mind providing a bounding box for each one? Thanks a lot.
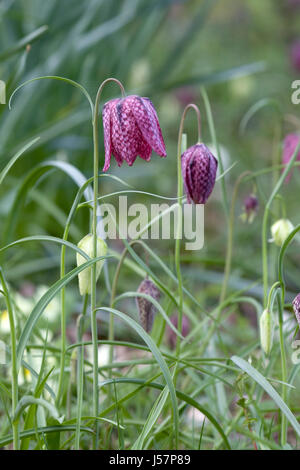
[76,234,107,296]
[260,309,273,355]
[270,219,294,247]
[241,194,259,223]
[136,279,160,333]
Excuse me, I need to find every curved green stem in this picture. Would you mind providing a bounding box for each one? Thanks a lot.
[91,78,125,447]
[174,104,200,359]
[262,141,300,305]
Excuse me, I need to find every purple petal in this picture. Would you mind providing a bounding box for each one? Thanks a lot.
[102,99,119,172]
[131,96,166,157]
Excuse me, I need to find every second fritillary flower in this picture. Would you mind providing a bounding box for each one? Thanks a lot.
[181,143,218,204]
[102,95,166,171]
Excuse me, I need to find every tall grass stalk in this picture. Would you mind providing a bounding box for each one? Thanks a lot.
[0,269,19,449]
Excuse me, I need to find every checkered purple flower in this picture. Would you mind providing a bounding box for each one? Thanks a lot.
[292,293,300,327]
[102,95,166,171]
[181,143,218,204]
[136,278,161,333]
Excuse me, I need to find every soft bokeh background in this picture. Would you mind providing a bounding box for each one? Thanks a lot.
[2,0,300,450]
[0,0,300,329]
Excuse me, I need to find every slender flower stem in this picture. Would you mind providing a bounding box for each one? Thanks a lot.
[175,104,201,358]
[277,289,287,446]
[219,171,252,304]
[75,293,88,450]
[200,87,229,219]
[0,269,19,450]
[91,78,125,447]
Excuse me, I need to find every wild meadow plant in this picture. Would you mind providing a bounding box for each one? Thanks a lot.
[1,69,300,452]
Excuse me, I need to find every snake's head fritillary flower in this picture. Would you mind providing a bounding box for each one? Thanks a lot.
[76,234,107,296]
[282,133,300,183]
[270,219,294,247]
[260,309,273,355]
[292,293,300,327]
[136,278,160,333]
[166,314,190,350]
[181,143,218,204]
[102,95,166,172]
[291,40,300,72]
[241,194,259,223]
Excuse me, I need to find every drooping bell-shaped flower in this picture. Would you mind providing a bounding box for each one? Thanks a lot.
[136,278,160,333]
[260,309,273,355]
[102,95,166,171]
[282,133,300,183]
[76,234,107,296]
[241,194,259,223]
[292,293,300,327]
[270,219,294,247]
[181,143,218,204]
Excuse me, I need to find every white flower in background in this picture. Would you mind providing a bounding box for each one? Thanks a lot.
[86,344,110,368]
[270,219,294,247]
[14,292,33,316]
[0,310,10,334]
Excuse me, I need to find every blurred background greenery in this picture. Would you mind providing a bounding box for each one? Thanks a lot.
[0,0,300,315]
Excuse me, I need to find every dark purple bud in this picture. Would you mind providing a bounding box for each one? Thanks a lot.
[166,314,190,350]
[243,195,259,222]
[181,144,218,204]
[291,40,300,72]
[136,279,160,333]
[292,293,300,327]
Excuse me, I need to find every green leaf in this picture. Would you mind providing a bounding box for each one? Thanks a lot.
[100,377,231,450]
[97,307,179,448]
[231,355,300,436]
[0,425,94,447]
[13,396,60,424]
[115,291,184,340]
[16,255,112,370]
[0,137,40,187]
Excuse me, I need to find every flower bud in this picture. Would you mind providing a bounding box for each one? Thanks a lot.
[260,309,273,355]
[292,293,300,327]
[241,194,259,223]
[76,234,107,296]
[181,143,218,204]
[270,219,294,247]
[136,278,160,333]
